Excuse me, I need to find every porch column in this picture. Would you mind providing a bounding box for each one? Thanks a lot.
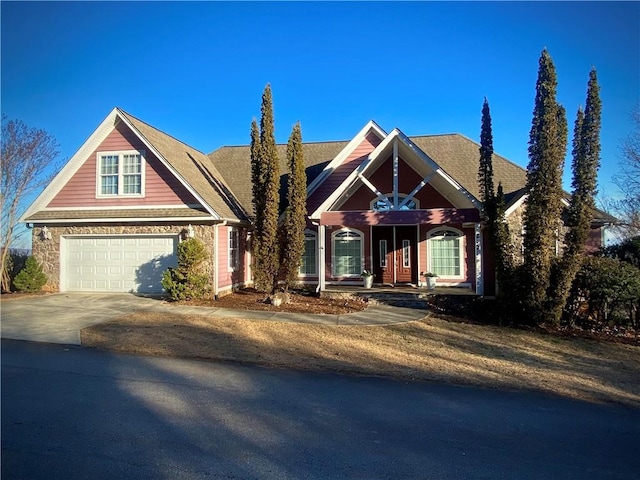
[475,222,483,295]
[318,224,326,292]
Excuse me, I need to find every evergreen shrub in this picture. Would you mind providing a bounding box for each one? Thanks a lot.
[12,256,47,292]
[161,238,210,301]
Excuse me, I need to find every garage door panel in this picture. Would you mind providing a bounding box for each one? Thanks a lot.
[63,235,178,293]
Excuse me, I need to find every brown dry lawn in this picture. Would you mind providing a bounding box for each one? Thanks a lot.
[82,309,640,409]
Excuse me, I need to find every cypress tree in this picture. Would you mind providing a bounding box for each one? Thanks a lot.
[521,49,568,324]
[477,99,515,318]
[281,123,307,289]
[549,69,602,323]
[478,98,495,207]
[251,84,281,293]
[250,118,267,290]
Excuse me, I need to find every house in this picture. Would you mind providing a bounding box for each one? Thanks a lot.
[22,108,614,296]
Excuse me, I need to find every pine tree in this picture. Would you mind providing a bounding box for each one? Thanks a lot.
[521,49,568,325]
[251,84,281,293]
[281,123,307,289]
[549,69,602,323]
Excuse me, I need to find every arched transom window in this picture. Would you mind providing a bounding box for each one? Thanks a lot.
[332,228,363,277]
[428,228,464,278]
[371,195,419,212]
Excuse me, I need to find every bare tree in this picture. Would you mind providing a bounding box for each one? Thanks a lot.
[610,105,640,239]
[1,115,59,291]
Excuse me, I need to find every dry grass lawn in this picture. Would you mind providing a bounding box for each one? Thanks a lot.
[81,310,640,408]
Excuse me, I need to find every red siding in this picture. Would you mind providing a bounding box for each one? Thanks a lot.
[217,225,248,290]
[307,132,382,212]
[48,123,199,208]
[339,156,454,210]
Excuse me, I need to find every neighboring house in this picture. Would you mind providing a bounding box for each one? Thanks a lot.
[22,108,615,296]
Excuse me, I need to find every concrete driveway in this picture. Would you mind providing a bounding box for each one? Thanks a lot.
[1,293,166,345]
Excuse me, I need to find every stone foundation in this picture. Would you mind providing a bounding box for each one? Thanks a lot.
[31,223,217,291]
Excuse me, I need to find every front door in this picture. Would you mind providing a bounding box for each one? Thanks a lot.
[395,226,417,284]
[372,226,417,285]
[372,227,394,284]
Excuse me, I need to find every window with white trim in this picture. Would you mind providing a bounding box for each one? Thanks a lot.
[300,231,317,276]
[428,228,464,278]
[379,239,387,267]
[371,194,419,211]
[97,150,145,196]
[228,228,239,270]
[402,239,411,267]
[332,229,363,277]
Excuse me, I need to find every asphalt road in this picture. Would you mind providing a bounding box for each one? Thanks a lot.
[2,339,639,480]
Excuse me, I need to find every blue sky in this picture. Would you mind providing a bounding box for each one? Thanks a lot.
[2,1,639,214]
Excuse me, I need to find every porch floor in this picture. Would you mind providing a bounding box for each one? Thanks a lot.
[321,285,476,297]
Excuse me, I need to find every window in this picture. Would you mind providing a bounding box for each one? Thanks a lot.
[332,229,363,277]
[371,195,419,212]
[379,239,387,267]
[97,151,144,196]
[402,239,411,267]
[228,228,239,270]
[300,231,317,276]
[428,228,464,278]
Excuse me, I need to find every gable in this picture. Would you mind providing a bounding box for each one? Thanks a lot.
[310,129,479,218]
[306,131,383,212]
[48,122,200,208]
[339,155,455,210]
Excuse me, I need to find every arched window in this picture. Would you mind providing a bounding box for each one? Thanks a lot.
[371,195,419,212]
[332,228,364,277]
[428,228,464,278]
[299,230,317,276]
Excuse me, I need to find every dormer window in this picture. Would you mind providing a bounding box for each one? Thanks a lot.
[97,150,145,197]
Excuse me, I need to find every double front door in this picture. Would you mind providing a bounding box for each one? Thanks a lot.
[372,226,417,285]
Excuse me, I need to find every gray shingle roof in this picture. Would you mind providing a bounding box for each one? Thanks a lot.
[208,133,529,216]
[208,141,348,217]
[119,109,248,222]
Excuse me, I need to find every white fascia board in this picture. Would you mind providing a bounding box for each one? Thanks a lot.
[395,130,481,209]
[504,194,527,217]
[28,216,218,224]
[20,108,122,222]
[309,129,398,218]
[116,109,221,220]
[306,120,387,198]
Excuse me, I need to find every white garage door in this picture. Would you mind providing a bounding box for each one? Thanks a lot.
[62,235,178,293]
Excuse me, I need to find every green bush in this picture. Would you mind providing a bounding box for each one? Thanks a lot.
[161,238,210,301]
[565,256,640,329]
[12,256,47,293]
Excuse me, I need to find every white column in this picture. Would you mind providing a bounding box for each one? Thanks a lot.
[393,139,399,208]
[318,224,326,292]
[475,222,483,295]
[213,223,219,298]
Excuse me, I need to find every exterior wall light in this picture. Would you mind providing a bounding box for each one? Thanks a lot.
[40,226,52,241]
[184,224,195,239]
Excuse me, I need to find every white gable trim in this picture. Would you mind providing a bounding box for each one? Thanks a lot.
[117,109,220,220]
[306,120,387,198]
[21,108,121,222]
[21,108,219,223]
[310,128,480,219]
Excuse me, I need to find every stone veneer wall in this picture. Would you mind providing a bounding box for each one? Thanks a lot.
[31,224,216,292]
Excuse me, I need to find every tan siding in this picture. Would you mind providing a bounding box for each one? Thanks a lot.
[48,123,200,208]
